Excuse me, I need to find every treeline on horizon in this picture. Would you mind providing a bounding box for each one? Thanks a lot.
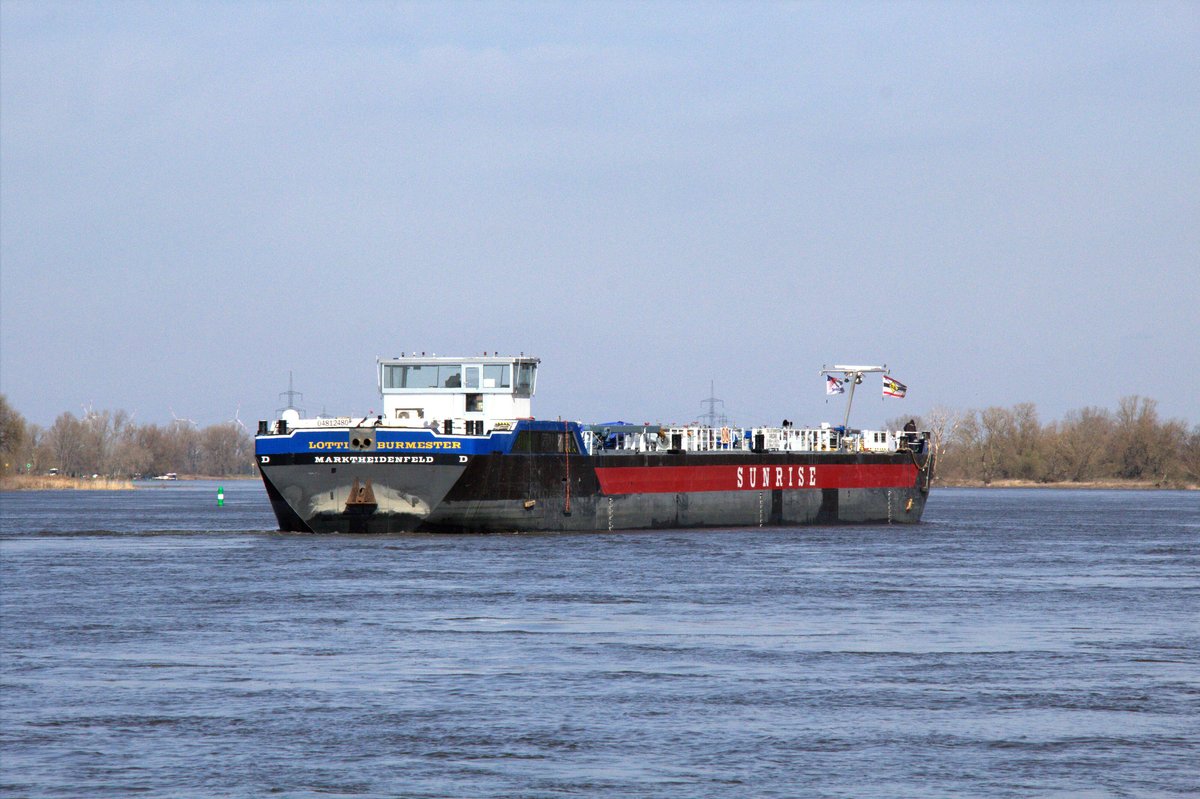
[0,395,254,478]
[2,394,1199,485]
[893,395,1200,487]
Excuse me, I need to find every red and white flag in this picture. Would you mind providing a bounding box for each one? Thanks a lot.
[826,375,845,395]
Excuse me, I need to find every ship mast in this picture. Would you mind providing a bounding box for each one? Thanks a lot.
[819,364,887,428]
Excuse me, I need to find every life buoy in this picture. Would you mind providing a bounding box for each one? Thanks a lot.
[720,426,731,445]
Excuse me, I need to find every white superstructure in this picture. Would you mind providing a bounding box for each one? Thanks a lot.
[376,354,539,435]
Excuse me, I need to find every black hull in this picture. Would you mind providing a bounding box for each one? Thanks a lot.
[259,449,933,534]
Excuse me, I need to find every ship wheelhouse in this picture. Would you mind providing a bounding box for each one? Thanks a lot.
[377,355,538,435]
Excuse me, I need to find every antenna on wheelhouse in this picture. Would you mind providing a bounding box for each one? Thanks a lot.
[819,364,887,428]
[276,370,306,416]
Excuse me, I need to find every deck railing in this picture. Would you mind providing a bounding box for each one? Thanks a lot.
[581,425,908,456]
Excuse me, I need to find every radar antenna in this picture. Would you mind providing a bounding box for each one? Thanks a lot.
[819,364,887,428]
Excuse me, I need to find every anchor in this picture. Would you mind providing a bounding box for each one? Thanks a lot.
[345,477,378,510]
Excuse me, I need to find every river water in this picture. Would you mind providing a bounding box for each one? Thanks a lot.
[1,483,1197,798]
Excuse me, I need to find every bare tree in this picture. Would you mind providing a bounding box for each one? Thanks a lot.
[1008,402,1044,480]
[0,395,26,475]
[171,421,203,475]
[1055,407,1114,481]
[1181,425,1200,483]
[200,423,253,476]
[78,408,117,476]
[1111,396,1180,481]
[944,409,982,481]
[903,406,961,483]
[978,406,1016,482]
[43,413,87,476]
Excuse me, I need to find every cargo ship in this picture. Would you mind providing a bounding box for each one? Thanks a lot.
[255,355,932,533]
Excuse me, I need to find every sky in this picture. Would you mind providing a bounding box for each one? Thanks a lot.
[2,1,1197,431]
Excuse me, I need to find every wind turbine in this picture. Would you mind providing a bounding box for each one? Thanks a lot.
[170,408,198,428]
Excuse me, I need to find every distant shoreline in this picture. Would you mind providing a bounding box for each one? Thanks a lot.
[2,475,135,491]
[937,478,1198,491]
[0,474,258,491]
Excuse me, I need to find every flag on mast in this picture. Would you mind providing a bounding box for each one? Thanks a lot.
[826,375,845,395]
[882,375,907,398]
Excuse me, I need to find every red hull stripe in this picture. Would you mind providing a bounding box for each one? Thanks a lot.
[594,463,918,495]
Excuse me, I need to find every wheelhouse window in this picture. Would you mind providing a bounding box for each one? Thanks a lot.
[515,362,537,397]
[383,363,463,390]
[483,364,511,389]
